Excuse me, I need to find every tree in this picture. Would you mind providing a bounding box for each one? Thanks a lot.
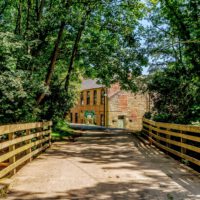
[0,0,147,124]
[143,0,200,124]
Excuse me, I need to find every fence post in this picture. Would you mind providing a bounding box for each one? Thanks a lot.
[180,131,187,163]
[166,128,171,154]
[155,124,159,143]
[48,122,52,146]
[26,129,32,162]
[148,124,153,145]
[8,132,16,176]
[39,124,43,149]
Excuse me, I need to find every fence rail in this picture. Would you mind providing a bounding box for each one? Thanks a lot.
[0,121,52,179]
[142,118,200,167]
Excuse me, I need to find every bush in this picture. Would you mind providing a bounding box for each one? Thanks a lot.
[51,119,73,141]
[53,119,69,132]
[152,113,171,123]
[144,112,152,119]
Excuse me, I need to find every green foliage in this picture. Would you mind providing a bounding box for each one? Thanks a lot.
[51,119,73,141]
[0,32,39,123]
[152,113,172,123]
[143,0,200,124]
[0,0,146,124]
[144,112,152,119]
[2,0,198,125]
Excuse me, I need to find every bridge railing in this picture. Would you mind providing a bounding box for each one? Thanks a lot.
[142,118,200,167]
[0,121,52,179]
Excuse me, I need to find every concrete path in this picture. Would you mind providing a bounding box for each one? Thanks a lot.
[4,129,200,200]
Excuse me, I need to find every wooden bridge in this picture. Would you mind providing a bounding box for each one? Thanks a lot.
[0,122,52,185]
[143,118,200,169]
[0,120,199,199]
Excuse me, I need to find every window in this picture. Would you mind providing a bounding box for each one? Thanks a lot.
[101,89,105,104]
[100,114,104,126]
[70,113,73,122]
[75,113,78,123]
[86,91,90,105]
[80,92,84,105]
[118,115,125,119]
[93,90,97,105]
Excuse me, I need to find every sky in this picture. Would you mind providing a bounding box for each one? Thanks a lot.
[142,66,149,75]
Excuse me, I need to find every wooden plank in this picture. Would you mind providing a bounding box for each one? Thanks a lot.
[0,121,52,136]
[157,122,200,133]
[147,130,200,153]
[8,132,16,175]
[48,128,52,146]
[0,144,49,179]
[143,123,200,142]
[143,131,200,167]
[0,137,49,163]
[26,129,32,162]
[0,121,52,179]
[0,163,9,168]
[38,127,43,149]
[143,118,156,126]
[181,130,187,155]
[165,127,171,152]
[143,118,200,133]
[0,130,50,150]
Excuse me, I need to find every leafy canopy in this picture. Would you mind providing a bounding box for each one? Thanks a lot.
[0,0,147,124]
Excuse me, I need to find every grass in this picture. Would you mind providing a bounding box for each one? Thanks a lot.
[51,122,74,141]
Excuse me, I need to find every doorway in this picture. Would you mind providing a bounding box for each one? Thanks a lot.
[117,115,125,128]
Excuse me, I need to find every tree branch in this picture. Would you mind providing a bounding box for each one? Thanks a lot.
[36,0,72,105]
[64,8,91,92]
[14,0,22,35]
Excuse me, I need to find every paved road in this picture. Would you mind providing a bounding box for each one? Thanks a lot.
[4,129,200,200]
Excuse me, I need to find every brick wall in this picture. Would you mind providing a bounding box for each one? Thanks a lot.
[70,87,106,125]
[107,83,150,131]
[69,82,150,130]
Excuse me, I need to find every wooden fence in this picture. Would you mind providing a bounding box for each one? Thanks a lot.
[142,118,200,167]
[0,121,52,179]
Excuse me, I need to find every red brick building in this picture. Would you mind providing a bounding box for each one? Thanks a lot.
[70,79,150,131]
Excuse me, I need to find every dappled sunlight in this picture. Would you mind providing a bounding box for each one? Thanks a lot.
[6,129,200,200]
[7,181,199,200]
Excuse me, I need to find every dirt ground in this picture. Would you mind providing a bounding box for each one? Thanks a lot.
[3,129,200,200]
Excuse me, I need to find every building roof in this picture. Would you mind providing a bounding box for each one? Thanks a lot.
[81,79,104,90]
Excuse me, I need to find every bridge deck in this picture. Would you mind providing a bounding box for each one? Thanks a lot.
[6,129,200,200]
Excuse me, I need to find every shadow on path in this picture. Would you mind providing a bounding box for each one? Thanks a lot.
[6,129,200,200]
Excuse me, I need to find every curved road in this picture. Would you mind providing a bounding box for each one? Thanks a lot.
[5,127,200,200]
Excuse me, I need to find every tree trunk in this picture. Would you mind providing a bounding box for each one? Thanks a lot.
[14,0,22,35]
[0,1,8,15]
[49,0,53,10]
[37,21,65,104]
[26,0,31,33]
[64,9,91,92]
[36,0,73,105]
[38,0,45,21]
[164,0,200,72]
[35,0,39,20]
